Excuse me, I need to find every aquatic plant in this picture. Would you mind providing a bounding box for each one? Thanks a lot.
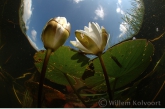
[33,38,154,107]
[70,22,109,55]
[1,0,163,107]
[37,17,70,107]
[119,0,144,42]
[19,0,164,107]
[70,22,113,105]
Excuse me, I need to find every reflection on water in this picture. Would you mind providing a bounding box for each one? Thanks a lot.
[19,0,144,51]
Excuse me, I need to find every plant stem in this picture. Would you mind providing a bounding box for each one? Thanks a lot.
[63,73,88,107]
[37,49,52,108]
[98,54,113,107]
[148,81,165,108]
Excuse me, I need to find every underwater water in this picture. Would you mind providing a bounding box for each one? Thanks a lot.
[0,0,165,108]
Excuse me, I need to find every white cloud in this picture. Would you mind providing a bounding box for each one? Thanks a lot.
[22,0,33,30]
[116,7,120,13]
[31,29,37,41]
[116,7,124,15]
[120,10,124,15]
[116,0,124,15]
[119,22,128,37]
[94,6,105,20]
[73,0,83,3]
[118,0,122,5]
[27,36,39,51]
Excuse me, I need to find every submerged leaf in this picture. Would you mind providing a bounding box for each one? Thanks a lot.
[25,81,66,101]
[25,81,67,107]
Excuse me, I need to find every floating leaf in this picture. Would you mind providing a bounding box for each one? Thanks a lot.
[85,39,154,91]
[34,46,89,85]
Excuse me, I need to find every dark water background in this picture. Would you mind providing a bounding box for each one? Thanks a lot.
[0,0,165,107]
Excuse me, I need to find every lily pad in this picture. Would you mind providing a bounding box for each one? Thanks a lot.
[34,46,89,85]
[85,39,154,91]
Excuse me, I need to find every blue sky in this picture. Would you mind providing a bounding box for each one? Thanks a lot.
[22,0,135,51]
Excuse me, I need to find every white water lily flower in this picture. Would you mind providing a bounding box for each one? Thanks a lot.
[70,22,109,55]
[42,17,71,52]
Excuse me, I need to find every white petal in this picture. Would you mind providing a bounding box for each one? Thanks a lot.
[88,22,93,32]
[103,26,110,44]
[76,30,88,35]
[55,24,65,37]
[76,30,99,47]
[92,22,101,37]
[95,23,101,33]
[84,26,89,33]
[76,30,90,39]
[70,41,77,47]
[75,38,92,53]
[76,30,100,43]
[90,22,102,48]
[104,34,110,50]
[107,33,110,43]
[70,40,92,53]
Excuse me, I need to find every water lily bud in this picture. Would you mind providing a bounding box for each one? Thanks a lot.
[70,22,109,55]
[41,17,71,52]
